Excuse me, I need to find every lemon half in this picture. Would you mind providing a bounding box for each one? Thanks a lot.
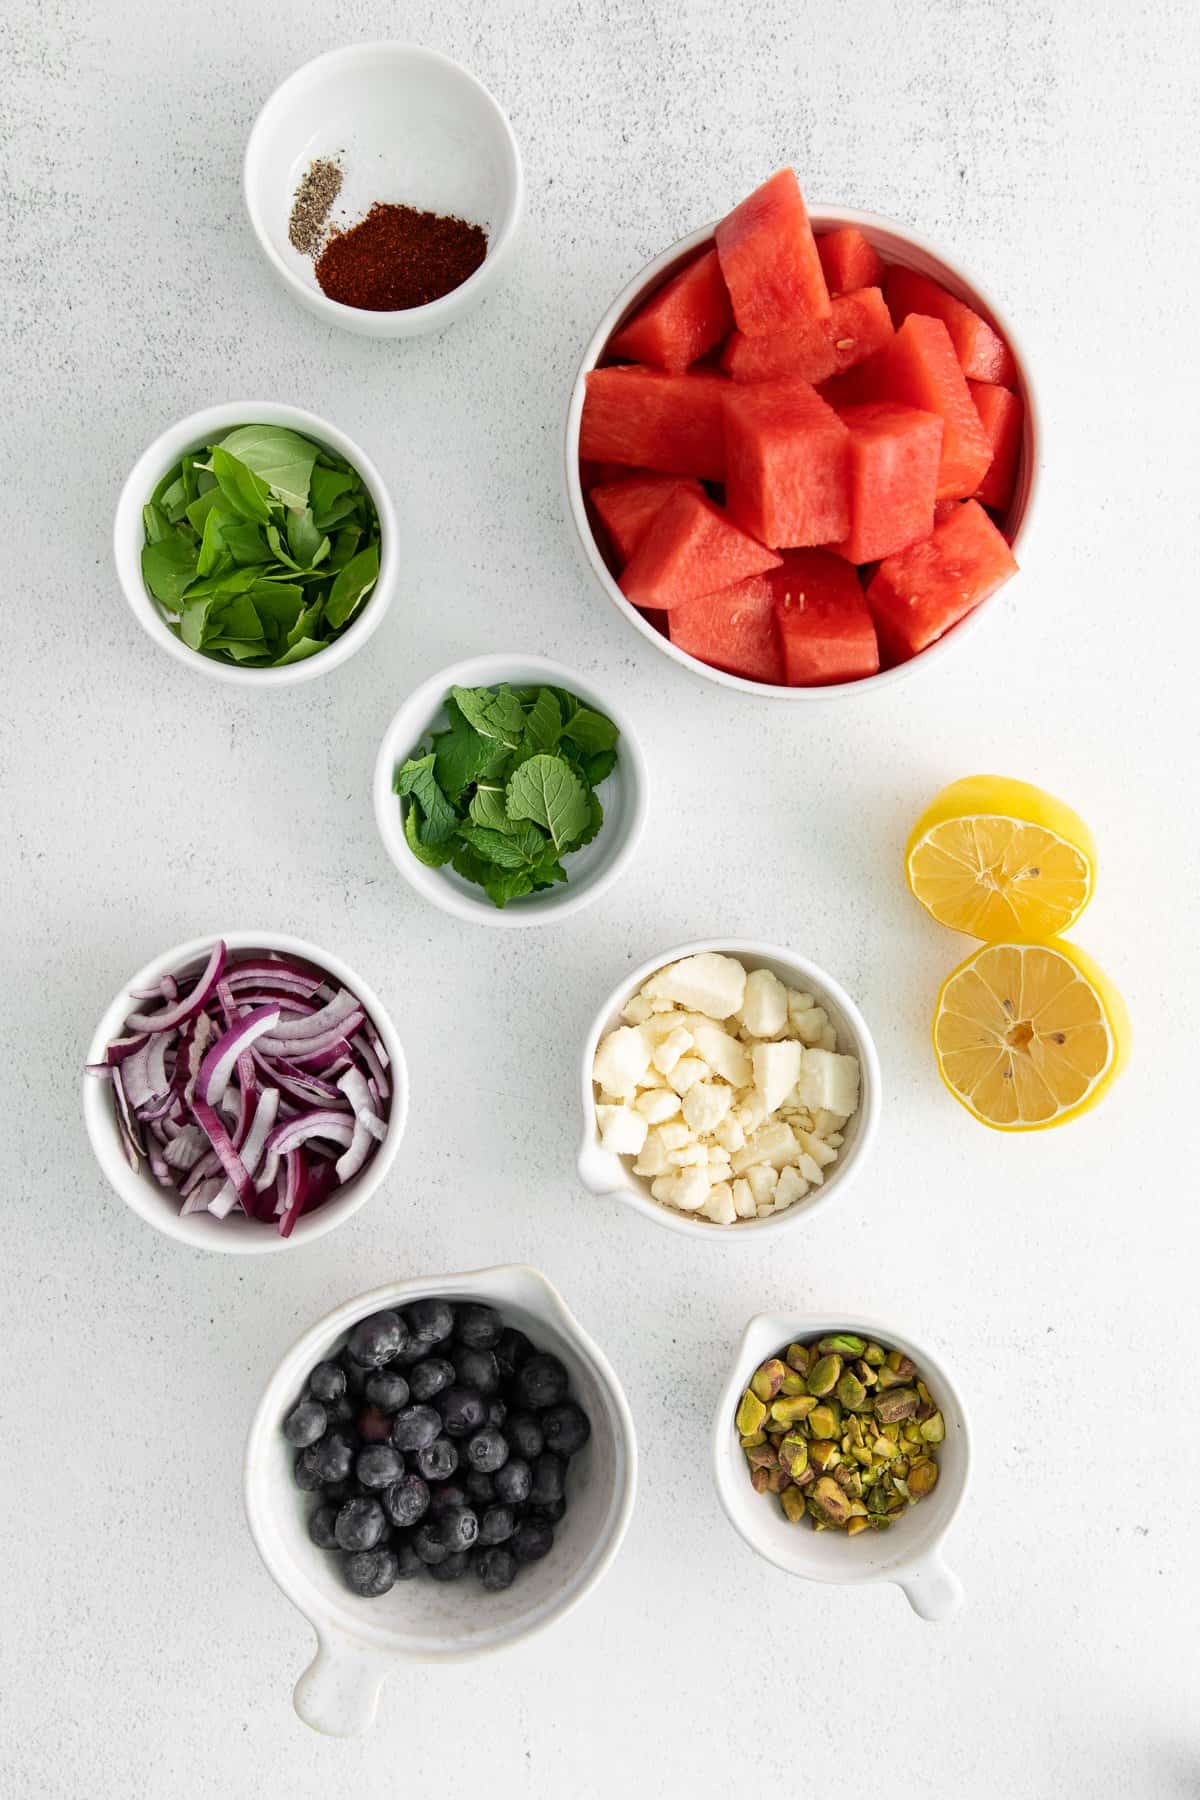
[933,938,1129,1131]
[906,775,1096,941]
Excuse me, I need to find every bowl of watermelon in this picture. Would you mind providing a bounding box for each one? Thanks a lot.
[566,169,1035,698]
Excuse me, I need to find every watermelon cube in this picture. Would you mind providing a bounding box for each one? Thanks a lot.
[715,168,831,338]
[619,485,781,613]
[772,550,880,685]
[884,266,1018,387]
[607,247,733,374]
[866,498,1018,662]
[590,474,701,565]
[580,459,632,489]
[968,380,1023,512]
[668,572,785,684]
[580,367,728,479]
[722,379,851,548]
[831,401,943,564]
[860,315,993,500]
[932,498,961,525]
[721,287,893,385]
[817,227,884,297]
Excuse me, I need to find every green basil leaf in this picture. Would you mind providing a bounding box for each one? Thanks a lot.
[210,593,264,641]
[221,522,272,565]
[142,502,171,546]
[505,754,590,852]
[274,636,326,665]
[450,684,527,749]
[246,581,305,629]
[179,595,214,649]
[569,790,605,851]
[196,505,229,578]
[325,542,379,629]
[210,447,275,523]
[310,465,358,516]
[185,486,229,535]
[217,424,318,509]
[393,753,458,845]
[141,534,198,605]
[563,705,619,754]
[287,507,329,569]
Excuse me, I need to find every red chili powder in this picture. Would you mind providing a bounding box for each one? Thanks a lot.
[315,202,489,311]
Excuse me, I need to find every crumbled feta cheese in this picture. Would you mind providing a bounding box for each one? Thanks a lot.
[593,1025,652,1096]
[745,1165,778,1205]
[634,1087,682,1124]
[702,1181,736,1225]
[596,1104,648,1156]
[682,1080,732,1135]
[642,952,746,1019]
[793,1128,838,1168]
[794,1048,860,1116]
[739,967,789,1037]
[732,1120,799,1175]
[736,1092,767,1134]
[787,988,815,1018]
[667,1145,708,1167]
[731,1178,756,1219]
[650,1167,710,1211]
[790,1005,828,1046]
[689,1019,752,1087]
[633,1130,671,1178]
[715,1114,746,1153]
[751,1040,803,1114]
[621,993,654,1025]
[795,1152,825,1185]
[657,1119,691,1152]
[813,1109,848,1136]
[666,1055,709,1096]
[651,1026,694,1076]
[774,1166,810,1211]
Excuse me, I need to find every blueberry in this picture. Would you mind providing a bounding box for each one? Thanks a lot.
[413,1521,449,1565]
[464,1469,497,1506]
[365,1370,411,1413]
[415,1436,458,1482]
[529,1496,566,1524]
[344,1548,397,1596]
[283,1400,327,1448]
[486,1399,508,1430]
[493,1327,532,1380]
[438,1387,488,1439]
[308,1504,339,1548]
[357,1405,392,1443]
[340,1355,370,1394]
[356,1445,405,1490]
[428,1480,469,1516]
[294,1450,325,1492]
[529,1452,566,1508]
[452,1346,500,1395]
[394,1540,423,1580]
[515,1353,569,1411]
[505,1413,544,1460]
[391,1405,442,1452]
[476,1546,518,1592]
[347,1310,408,1368]
[512,1518,555,1564]
[541,1402,591,1457]
[438,1506,479,1553]
[403,1297,455,1348]
[325,1397,355,1428]
[407,1358,455,1402]
[478,1504,515,1546]
[309,1361,347,1403]
[383,1473,429,1528]
[455,1303,502,1350]
[335,1496,387,1552]
[308,1431,354,1484]
[321,1479,353,1506]
[494,1458,532,1506]
[465,1426,510,1474]
[427,1550,470,1583]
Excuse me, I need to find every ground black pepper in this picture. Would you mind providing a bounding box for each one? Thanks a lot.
[288,158,343,257]
[314,202,488,311]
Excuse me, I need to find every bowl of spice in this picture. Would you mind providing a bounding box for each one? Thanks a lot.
[244,43,523,337]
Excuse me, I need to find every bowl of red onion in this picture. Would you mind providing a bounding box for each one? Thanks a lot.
[82,932,408,1254]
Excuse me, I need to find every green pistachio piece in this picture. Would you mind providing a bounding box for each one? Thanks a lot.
[780,1484,808,1524]
[907,1458,939,1500]
[873,1386,919,1424]
[863,1343,886,1367]
[764,1465,791,1493]
[806,1353,843,1396]
[750,1465,771,1494]
[810,1475,853,1527]
[784,1342,811,1375]
[778,1433,809,1479]
[745,1442,778,1470]
[867,1514,891,1532]
[920,1411,945,1444]
[750,1358,788,1403]
[846,1515,870,1536]
[817,1334,867,1357]
[739,1430,766,1449]
[779,1372,809,1397]
[770,1395,819,1426]
[837,1369,867,1409]
[736,1389,768,1435]
[808,1403,837,1439]
[808,1439,841,1472]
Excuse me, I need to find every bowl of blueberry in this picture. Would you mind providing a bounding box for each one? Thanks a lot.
[244,1265,638,1735]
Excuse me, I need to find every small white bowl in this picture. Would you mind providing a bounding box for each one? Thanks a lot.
[565,208,1039,699]
[244,43,523,337]
[712,1312,969,1620]
[114,402,397,688]
[577,939,880,1237]
[373,654,649,928]
[82,930,408,1255]
[244,1265,638,1735]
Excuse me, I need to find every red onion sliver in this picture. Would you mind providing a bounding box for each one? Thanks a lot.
[126,940,227,1033]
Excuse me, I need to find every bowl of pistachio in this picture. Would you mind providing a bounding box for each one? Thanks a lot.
[711,1313,970,1620]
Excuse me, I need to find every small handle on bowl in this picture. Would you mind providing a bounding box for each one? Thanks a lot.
[293,1630,392,1736]
[897,1553,964,1623]
[577,1140,626,1197]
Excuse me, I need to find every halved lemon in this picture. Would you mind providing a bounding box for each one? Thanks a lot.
[906,775,1095,940]
[933,938,1129,1130]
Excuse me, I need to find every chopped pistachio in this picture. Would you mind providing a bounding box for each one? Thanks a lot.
[781,1484,808,1523]
[873,1387,919,1424]
[907,1458,939,1499]
[806,1353,843,1396]
[784,1343,811,1375]
[750,1358,788,1403]
[736,1389,768,1435]
[817,1334,866,1357]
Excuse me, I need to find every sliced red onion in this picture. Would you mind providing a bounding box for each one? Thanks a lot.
[275,1018,365,1067]
[335,1115,375,1183]
[180,1149,221,1196]
[255,1109,355,1193]
[191,1098,254,1209]
[125,940,227,1032]
[222,961,327,998]
[163,1125,206,1171]
[196,1006,280,1110]
[105,1033,149,1066]
[337,1068,387,1143]
[181,1175,224,1215]
[256,988,361,1052]
[354,1031,390,1101]
[209,1088,280,1219]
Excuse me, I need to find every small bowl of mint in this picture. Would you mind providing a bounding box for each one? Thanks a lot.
[373,655,649,926]
[114,403,396,685]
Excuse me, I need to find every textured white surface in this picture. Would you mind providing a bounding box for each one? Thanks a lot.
[3,2,1199,1795]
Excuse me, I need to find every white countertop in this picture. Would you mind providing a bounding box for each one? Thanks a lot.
[4,2,1197,1795]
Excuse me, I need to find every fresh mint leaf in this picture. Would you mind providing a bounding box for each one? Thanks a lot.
[522,687,562,753]
[466,784,516,831]
[481,868,536,908]
[217,425,318,509]
[394,753,458,845]
[455,822,548,870]
[433,701,507,801]
[210,447,275,524]
[505,754,590,852]
[404,803,455,867]
[450,684,527,749]
[583,748,618,786]
[563,705,619,754]
[530,854,568,890]
[141,534,197,605]
[325,542,379,628]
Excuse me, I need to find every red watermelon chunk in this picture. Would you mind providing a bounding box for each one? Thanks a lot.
[590,474,702,565]
[580,459,632,489]
[607,247,733,373]
[933,498,961,525]
[619,485,781,613]
[860,315,993,500]
[715,168,831,338]
[721,287,893,385]
[884,266,1018,387]
[831,401,943,563]
[668,572,785,684]
[968,380,1023,512]
[817,227,884,296]
[866,498,1018,662]
[723,379,851,548]
[581,367,728,479]
[772,550,880,685]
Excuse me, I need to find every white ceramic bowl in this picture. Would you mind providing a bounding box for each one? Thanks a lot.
[577,939,880,1237]
[244,44,523,337]
[713,1312,969,1619]
[82,930,408,1255]
[245,1265,638,1735]
[373,654,649,928]
[114,402,397,688]
[565,208,1040,699]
